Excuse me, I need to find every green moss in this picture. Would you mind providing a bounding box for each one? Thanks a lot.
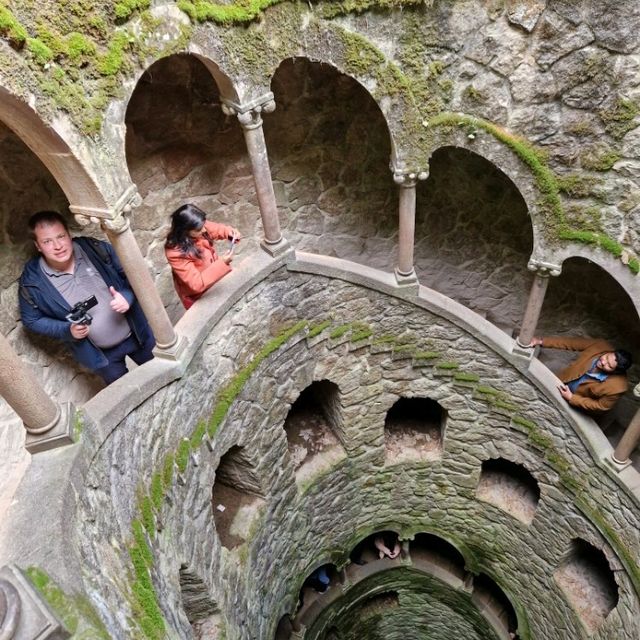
[413,350,440,359]
[436,361,459,370]
[140,494,156,536]
[176,438,191,473]
[150,472,164,511]
[512,415,537,430]
[558,229,624,258]
[330,323,353,340]
[556,174,600,199]
[96,31,131,76]
[177,0,282,25]
[476,385,499,396]
[26,37,53,65]
[25,567,109,638]
[308,319,332,338]
[581,147,621,172]
[319,0,425,19]
[190,419,207,448]
[0,6,28,46]
[162,453,174,489]
[599,97,639,140]
[132,519,154,568]
[350,323,373,342]
[453,372,480,382]
[463,85,487,104]
[66,32,97,63]
[114,0,151,21]
[73,410,84,440]
[127,545,166,639]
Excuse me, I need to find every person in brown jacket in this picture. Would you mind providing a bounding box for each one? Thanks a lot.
[165,204,241,309]
[530,336,632,414]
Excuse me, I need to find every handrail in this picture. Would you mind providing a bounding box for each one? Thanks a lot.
[0,578,20,640]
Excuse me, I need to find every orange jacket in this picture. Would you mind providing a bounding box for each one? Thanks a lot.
[165,221,234,309]
[542,336,628,413]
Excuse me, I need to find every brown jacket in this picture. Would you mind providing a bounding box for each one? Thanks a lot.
[165,221,233,309]
[542,336,628,413]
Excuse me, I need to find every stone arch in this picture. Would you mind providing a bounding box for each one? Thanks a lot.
[283,379,347,479]
[476,458,541,525]
[554,538,619,634]
[266,56,396,267]
[383,396,445,462]
[472,572,520,638]
[416,143,533,332]
[0,86,108,214]
[537,256,640,380]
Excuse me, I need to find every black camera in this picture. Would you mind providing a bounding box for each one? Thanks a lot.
[66,295,98,325]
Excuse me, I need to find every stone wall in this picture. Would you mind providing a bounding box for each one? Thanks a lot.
[75,269,640,640]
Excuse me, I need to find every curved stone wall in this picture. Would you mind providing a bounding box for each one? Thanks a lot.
[69,262,640,639]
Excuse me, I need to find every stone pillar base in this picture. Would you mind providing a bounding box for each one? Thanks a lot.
[153,334,189,362]
[394,268,419,292]
[512,340,537,361]
[0,564,70,639]
[260,237,293,258]
[605,453,632,472]
[25,403,75,455]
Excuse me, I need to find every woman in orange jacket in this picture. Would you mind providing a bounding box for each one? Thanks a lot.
[165,204,241,309]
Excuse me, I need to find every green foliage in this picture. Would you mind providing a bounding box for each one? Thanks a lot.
[97,31,131,76]
[114,0,151,21]
[453,372,480,382]
[25,567,109,638]
[162,453,174,489]
[413,350,439,359]
[350,323,373,342]
[132,520,154,567]
[150,472,164,511]
[128,545,166,639]
[140,494,156,535]
[67,32,97,63]
[190,419,207,448]
[599,97,639,140]
[330,323,353,340]
[556,174,599,198]
[0,6,27,45]
[26,37,53,65]
[308,319,332,338]
[436,361,459,370]
[558,229,623,257]
[176,438,191,473]
[177,0,282,25]
[581,147,621,172]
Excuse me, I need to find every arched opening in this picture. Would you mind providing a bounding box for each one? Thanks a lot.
[0,120,104,401]
[267,57,395,266]
[472,573,519,639]
[417,146,533,332]
[384,397,445,461]
[124,54,251,321]
[349,531,402,566]
[409,533,467,581]
[537,257,640,462]
[211,445,265,550]
[476,458,540,524]
[178,564,222,638]
[554,539,619,633]
[296,563,340,615]
[283,380,346,478]
[274,614,294,640]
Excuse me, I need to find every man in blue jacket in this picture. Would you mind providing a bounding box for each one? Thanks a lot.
[19,211,155,384]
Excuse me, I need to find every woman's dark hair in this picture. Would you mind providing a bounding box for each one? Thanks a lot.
[165,204,208,257]
[614,349,633,373]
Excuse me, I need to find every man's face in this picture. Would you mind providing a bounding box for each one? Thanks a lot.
[33,221,73,271]
[596,352,618,373]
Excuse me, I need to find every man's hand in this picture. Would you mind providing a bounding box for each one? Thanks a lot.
[558,383,573,401]
[109,286,130,313]
[70,323,90,340]
[221,251,234,265]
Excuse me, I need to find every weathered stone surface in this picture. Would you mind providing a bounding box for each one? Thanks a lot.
[533,11,594,69]
[506,0,546,32]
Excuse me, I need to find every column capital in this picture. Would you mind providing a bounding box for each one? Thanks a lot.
[392,170,428,187]
[99,210,131,235]
[527,258,562,277]
[70,184,142,229]
[221,93,276,130]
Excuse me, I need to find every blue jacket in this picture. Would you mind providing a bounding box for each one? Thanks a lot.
[19,237,153,371]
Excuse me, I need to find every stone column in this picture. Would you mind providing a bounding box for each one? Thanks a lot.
[95,210,185,359]
[222,94,289,257]
[514,259,561,354]
[613,383,640,464]
[0,332,74,453]
[393,170,427,288]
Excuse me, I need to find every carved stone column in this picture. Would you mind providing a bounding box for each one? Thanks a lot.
[613,383,640,465]
[393,170,427,287]
[222,94,290,257]
[514,259,561,354]
[0,331,74,453]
